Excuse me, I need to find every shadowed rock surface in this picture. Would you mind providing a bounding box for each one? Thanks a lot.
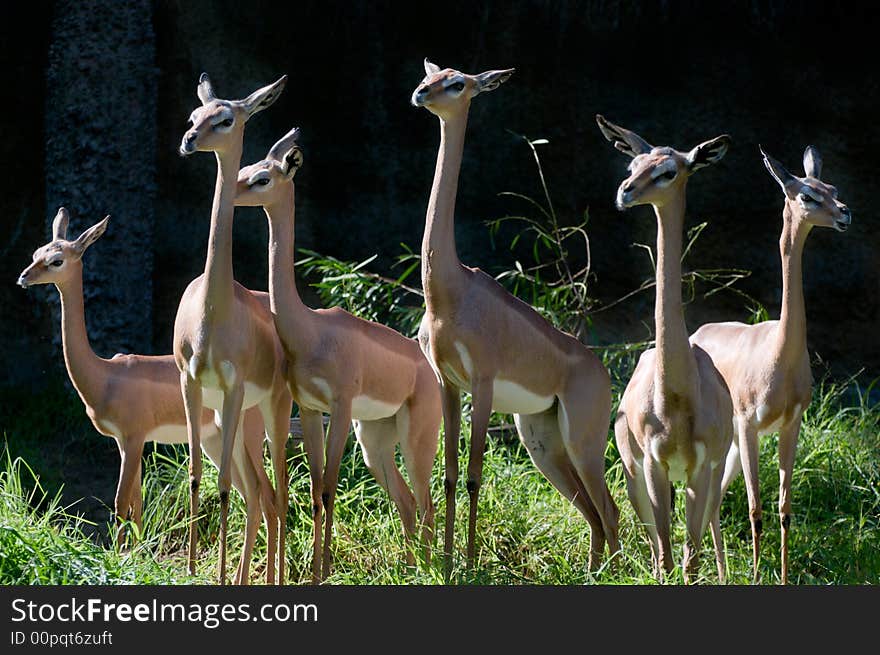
[44,0,157,357]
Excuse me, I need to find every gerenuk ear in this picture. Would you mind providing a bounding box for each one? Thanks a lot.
[239,75,287,120]
[52,207,70,241]
[760,145,797,191]
[267,127,302,162]
[424,58,441,76]
[595,114,653,159]
[803,145,822,179]
[282,146,304,179]
[472,68,515,96]
[71,216,110,257]
[685,134,731,174]
[197,72,215,105]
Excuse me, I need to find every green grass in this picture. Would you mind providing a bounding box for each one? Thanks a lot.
[1,374,878,585]
[2,141,876,585]
[0,453,184,584]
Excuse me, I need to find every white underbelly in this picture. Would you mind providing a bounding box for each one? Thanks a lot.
[491,379,555,415]
[758,416,785,436]
[295,377,332,413]
[191,350,270,410]
[755,403,801,436]
[296,376,401,420]
[351,395,402,421]
[438,341,554,415]
[99,418,220,446]
[649,440,706,483]
[439,362,470,392]
[438,341,475,391]
[201,381,269,411]
[145,421,219,445]
[145,423,188,445]
[97,419,122,439]
[296,387,329,412]
[439,370,555,415]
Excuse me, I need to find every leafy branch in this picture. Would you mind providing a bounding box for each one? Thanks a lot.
[488,133,596,341]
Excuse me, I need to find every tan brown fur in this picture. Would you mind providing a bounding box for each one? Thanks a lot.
[413,60,619,576]
[17,210,278,585]
[174,74,293,584]
[691,145,851,583]
[235,128,441,582]
[597,115,733,582]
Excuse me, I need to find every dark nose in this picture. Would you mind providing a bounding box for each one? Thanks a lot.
[411,85,430,107]
[841,206,852,222]
[179,132,197,155]
[17,274,28,288]
[623,183,635,194]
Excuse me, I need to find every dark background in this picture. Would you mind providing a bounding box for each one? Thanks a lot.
[1,0,877,391]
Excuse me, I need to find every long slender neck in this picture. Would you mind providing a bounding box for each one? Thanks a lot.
[56,267,106,404]
[264,186,308,336]
[775,203,810,362]
[202,140,244,313]
[422,111,468,296]
[653,191,696,396]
